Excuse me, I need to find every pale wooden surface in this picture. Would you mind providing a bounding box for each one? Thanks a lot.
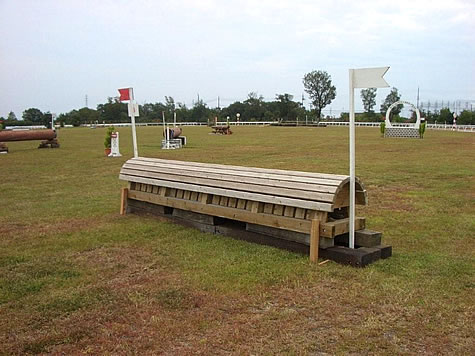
[310,219,320,263]
[120,157,368,212]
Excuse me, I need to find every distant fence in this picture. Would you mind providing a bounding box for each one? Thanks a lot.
[77,121,475,132]
[321,121,475,132]
[82,121,275,128]
[5,125,47,130]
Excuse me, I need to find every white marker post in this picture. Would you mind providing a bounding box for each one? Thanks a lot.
[119,87,139,157]
[349,67,389,248]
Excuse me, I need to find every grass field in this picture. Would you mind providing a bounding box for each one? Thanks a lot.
[1,125,474,355]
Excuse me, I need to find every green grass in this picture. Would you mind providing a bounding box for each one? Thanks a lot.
[0,126,474,354]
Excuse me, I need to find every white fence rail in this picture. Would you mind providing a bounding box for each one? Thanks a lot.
[77,121,475,132]
[321,121,475,132]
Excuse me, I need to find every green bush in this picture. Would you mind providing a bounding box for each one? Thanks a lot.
[419,122,426,138]
[104,126,115,148]
[380,122,386,137]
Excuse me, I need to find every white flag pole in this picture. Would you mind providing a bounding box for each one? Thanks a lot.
[130,88,138,158]
[349,69,356,249]
[348,66,390,249]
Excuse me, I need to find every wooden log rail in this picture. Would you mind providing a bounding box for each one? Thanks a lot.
[119,157,369,262]
[0,129,59,151]
[0,129,56,142]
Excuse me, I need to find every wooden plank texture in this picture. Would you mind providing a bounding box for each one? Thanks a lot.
[128,190,361,238]
[310,219,320,263]
[119,174,334,212]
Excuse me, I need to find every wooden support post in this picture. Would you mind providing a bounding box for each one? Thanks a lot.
[120,188,128,215]
[310,219,320,263]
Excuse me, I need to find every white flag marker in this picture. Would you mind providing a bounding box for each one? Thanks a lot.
[352,67,390,88]
[118,87,139,158]
[349,67,390,249]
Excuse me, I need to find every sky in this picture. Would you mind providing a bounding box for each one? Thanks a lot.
[1,0,474,119]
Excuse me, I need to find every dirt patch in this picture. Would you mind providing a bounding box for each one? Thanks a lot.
[0,216,106,240]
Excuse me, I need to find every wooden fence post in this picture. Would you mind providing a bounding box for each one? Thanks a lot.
[310,219,320,263]
[120,188,128,215]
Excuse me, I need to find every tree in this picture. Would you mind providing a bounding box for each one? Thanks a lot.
[7,111,17,121]
[164,96,176,118]
[380,87,402,116]
[361,88,377,113]
[275,93,301,121]
[190,99,209,122]
[97,97,128,123]
[438,108,453,124]
[302,70,336,119]
[243,92,265,120]
[457,110,475,125]
[23,108,44,123]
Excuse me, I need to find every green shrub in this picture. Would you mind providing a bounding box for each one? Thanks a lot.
[419,122,426,138]
[380,122,386,137]
[104,126,115,148]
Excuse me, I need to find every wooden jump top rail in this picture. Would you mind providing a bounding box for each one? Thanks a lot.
[119,157,367,213]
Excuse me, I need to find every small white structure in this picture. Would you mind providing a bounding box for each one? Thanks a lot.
[108,132,122,157]
[384,100,421,138]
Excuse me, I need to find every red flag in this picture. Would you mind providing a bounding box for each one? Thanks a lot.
[118,88,131,101]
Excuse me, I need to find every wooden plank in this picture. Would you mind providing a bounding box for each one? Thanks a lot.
[228,197,237,208]
[263,203,274,214]
[132,157,349,181]
[320,218,366,237]
[219,196,229,207]
[152,186,159,194]
[176,189,184,199]
[183,190,191,200]
[120,188,128,215]
[159,187,166,196]
[122,162,341,192]
[129,190,311,234]
[119,174,334,212]
[211,195,220,205]
[120,167,336,203]
[147,184,153,193]
[294,208,306,219]
[284,206,295,218]
[200,193,211,204]
[273,205,284,216]
[310,219,320,263]
[237,199,247,210]
[191,191,198,201]
[128,190,352,238]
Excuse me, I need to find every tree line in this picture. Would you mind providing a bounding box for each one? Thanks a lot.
[2,70,474,128]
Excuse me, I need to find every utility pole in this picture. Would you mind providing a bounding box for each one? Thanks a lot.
[416,87,420,109]
[217,96,220,109]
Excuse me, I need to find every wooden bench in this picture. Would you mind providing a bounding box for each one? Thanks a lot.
[119,157,384,264]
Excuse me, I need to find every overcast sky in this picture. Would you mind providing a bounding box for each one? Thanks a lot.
[1,0,474,119]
